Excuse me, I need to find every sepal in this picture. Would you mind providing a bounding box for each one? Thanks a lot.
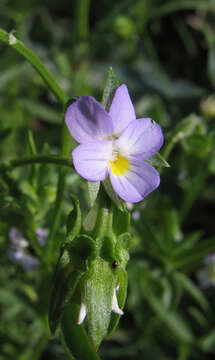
[49,235,96,334]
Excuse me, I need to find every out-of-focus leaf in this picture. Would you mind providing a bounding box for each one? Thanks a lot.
[172,236,215,268]
[146,294,194,343]
[208,41,215,87]
[0,128,12,141]
[20,98,61,124]
[163,114,202,159]
[200,328,215,351]
[174,272,210,310]
[0,64,29,91]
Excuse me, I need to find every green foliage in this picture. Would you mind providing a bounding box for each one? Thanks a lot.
[1,0,215,359]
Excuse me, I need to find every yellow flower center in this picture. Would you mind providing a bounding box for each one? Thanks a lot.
[109,154,130,176]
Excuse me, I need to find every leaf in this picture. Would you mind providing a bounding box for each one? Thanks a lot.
[87,67,120,205]
[147,152,170,169]
[174,272,210,311]
[147,294,194,343]
[112,204,130,236]
[48,243,84,334]
[87,181,100,207]
[208,40,215,87]
[49,235,96,334]
[163,113,202,159]
[101,67,120,110]
[20,98,61,124]
[66,195,82,242]
[0,128,12,142]
[172,235,215,268]
[102,177,123,210]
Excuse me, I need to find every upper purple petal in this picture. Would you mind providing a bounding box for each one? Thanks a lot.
[115,118,163,160]
[65,96,114,143]
[109,159,160,203]
[109,84,136,136]
[72,140,113,181]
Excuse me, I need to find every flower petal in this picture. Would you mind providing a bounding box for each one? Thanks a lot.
[65,96,113,143]
[115,118,163,160]
[72,141,113,181]
[109,159,160,203]
[112,286,124,315]
[109,84,136,136]
[77,303,87,325]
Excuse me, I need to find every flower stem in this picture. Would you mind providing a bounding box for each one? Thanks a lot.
[0,155,73,172]
[0,28,68,105]
[0,28,72,262]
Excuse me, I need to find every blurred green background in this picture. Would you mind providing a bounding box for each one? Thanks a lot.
[1,0,215,359]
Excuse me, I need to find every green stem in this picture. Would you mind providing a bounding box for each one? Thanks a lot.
[0,155,73,172]
[0,29,68,105]
[150,1,215,19]
[77,0,90,40]
[0,28,72,261]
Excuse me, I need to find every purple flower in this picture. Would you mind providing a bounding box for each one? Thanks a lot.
[65,84,164,203]
[36,228,48,246]
[8,227,44,270]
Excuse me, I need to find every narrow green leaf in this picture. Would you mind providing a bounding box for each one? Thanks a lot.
[101,67,120,110]
[102,177,123,210]
[49,235,96,334]
[208,41,215,87]
[87,67,120,206]
[112,205,130,237]
[147,295,194,343]
[87,181,100,207]
[174,272,210,311]
[173,236,215,268]
[147,152,170,169]
[49,243,84,334]
[163,114,201,159]
[66,195,82,242]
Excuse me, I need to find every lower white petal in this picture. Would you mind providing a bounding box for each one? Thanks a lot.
[112,286,124,315]
[77,303,87,325]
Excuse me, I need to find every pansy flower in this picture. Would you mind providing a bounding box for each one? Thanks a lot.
[65,84,164,203]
